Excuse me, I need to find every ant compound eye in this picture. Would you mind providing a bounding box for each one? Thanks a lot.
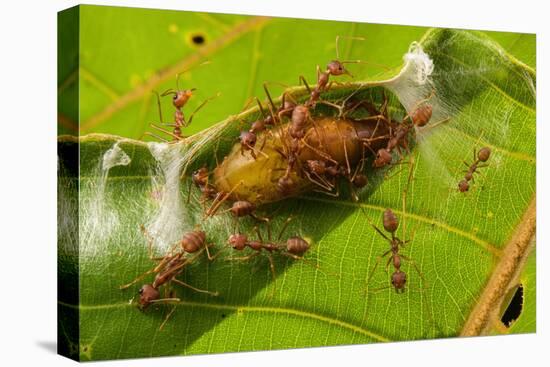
[138,287,144,294]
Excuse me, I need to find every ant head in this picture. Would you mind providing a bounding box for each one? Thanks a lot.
[353,174,368,188]
[478,147,491,162]
[228,233,247,250]
[173,89,195,108]
[458,179,470,192]
[383,209,399,233]
[326,165,341,177]
[391,270,407,292]
[286,236,310,256]
[240,131,257,147]
[374,149,392,168]
[250,119,265,133]
[411,104,433,127]
[306,160,326,174]
[327,60,348,76]
[282,99,296,112]
[192,167,209,186]
[138,284,160,310]
[277,176,295,195]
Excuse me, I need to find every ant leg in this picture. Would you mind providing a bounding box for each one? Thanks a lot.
[422,117,450,132]
[227,252,260,262]
[304,171,333,191]
[140,224,157,259]
[313,187,340,197]
[346,179,359,202]
[172,278,219,296]
[250,212,271,223]
[140,131,170,142]
[276,216,293,241]
[186,92,220,127]
[159,304,177,331]
[300,139,339,165]
[208,243,228,261]
[119,269,156,290]
[366,250,392,286]
[150,124,184,141]
[267,254,277,298]
[254,225,265,243]
[205,181,243,218]
[400,255,427,284]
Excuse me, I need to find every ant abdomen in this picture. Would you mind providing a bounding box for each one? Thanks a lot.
[181,230,206,253]
[478,147,491,162]
[286,236,310,256]
[411,104,432,127]
[230,200,256,217]
[383,209,399,233]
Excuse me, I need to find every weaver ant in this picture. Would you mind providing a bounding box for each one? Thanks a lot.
[237,84,296,160]
[143,62,218,142]
[365,208,426,293]
[364,153,425,293]
[226,217,310,284]
[119,226,219,329]
[368,91,449,169]
[458,146,491,192]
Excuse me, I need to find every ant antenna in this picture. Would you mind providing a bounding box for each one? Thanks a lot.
[335,35,366,60]
[334,36,391,73]
[175,60,212,90]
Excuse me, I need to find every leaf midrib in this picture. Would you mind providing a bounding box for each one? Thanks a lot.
[58,300,390,342]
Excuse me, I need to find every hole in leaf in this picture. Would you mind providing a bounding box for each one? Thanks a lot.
[191,33,206,46]
[501,284,524,327]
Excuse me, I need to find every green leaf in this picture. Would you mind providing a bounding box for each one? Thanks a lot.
[58,7,536,361]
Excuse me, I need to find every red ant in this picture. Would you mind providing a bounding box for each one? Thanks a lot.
[458,146,491,192]
[364,153,426,293]
[365,208,424,293]
[371,91,449,168]
[119,226,219,329]
[191,166,218,203]
[226,217,310,284]
[237,84,297,160]
[143,62,218,143]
